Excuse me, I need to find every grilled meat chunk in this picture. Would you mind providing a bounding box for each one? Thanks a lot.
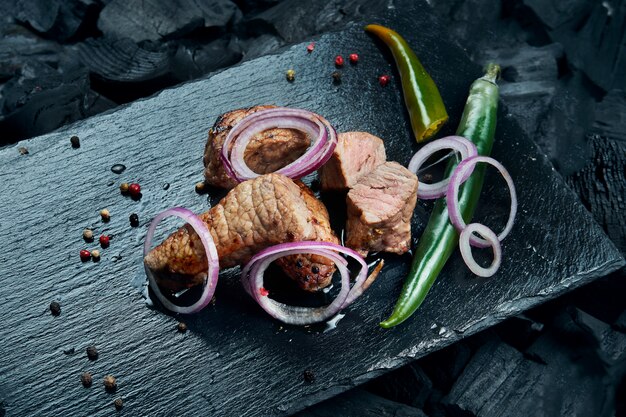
[318,132,386,192]
[346,162,418,256]
[203,105,310,189]
[144,174,338,292]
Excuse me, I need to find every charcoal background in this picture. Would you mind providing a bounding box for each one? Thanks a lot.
[0,0,624,416]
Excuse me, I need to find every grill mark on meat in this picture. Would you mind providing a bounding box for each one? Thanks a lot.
[204,105,311,189]
[346,162,418,256]
[144,174,338,292]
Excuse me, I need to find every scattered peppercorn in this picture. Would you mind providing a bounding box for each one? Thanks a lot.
[286,69,295,82]
[50,301,61,316]
[103,375,117,392]
[378,74,391,87]
[114,398,124,410]
[306,42,315,53]
[100,209,110,222]
[177,322,188,333]
[18,147,29,155]
[128,183,141,199]
[119,182,129,194]
[70,135,80,148]
[331,71,342,83]
[303,369,315,383]
[83,229,94,241]
[91,249,101,261]
[99,235,110,248]
[80,249,91,262]
[86,345,99,360]
[81,372,93,387]
[349,53,359,64]
[129,213,139,227]
[334,55,344,67]
[195,182,206,194]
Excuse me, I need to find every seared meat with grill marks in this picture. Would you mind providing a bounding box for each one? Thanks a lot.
[318,132,386,192]
[144,174,338,292]
[203,105,310,189]
[346,162,418,256]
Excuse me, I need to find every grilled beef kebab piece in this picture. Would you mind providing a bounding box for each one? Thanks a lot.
[144,174,338,292]
[346,162,418,256]
[204,105,310,189]
[319,132,386,192]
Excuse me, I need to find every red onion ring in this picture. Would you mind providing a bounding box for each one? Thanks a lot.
[241,241,381,325]
[447,155,517,248]
[459,223,502,277]
[143,207,220,314]
[407,136,478,199]
[221,107,338,182]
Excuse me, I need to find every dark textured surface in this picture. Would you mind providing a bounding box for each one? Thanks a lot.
[0,1,623,416]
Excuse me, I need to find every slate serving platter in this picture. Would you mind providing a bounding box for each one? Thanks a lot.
[0,1,624,416]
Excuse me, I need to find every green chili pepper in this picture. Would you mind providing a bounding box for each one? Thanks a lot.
[380,64,501,328]
[365,24,449,142]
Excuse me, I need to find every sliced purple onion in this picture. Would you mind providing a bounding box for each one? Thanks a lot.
[221,107,338,182]
[447,155,517,249]
[407,135,478,200]
[459,223,502,277]
[143,207,220,314]
[241,241,381,325]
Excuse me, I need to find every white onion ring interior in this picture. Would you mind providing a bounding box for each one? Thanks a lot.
[446,155,518,249]
[459,223,502,277]
[143,207,220,314]
[407,135,478,200]
[241,241,380,325]
[221,107,338,182]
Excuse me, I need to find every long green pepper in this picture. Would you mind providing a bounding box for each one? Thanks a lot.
[381,64,501,328]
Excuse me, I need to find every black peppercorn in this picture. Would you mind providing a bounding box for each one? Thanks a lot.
[81,372,93,387]
[303,369,315,383]
[129,213,139,227]
[332,71,342,83]
[177,322,188,333]
[114,398,123,410]
[86,345,99,360]
[50,301,61,316]
[70,136,80,148]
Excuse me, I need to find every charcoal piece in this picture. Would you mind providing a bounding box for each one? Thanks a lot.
[592,89,626,142]
[567,136,626,253]
[541,1,626,92]
[233,0,282,14]
[84,89,117,117]
[98,0,239,43]
[614,309,626,334]
[499,80,556,142]
[365,362,433,409]
[239,34,285,61]
[0,25,63,82]
[419,342,472,393]
[16,0,100,41]
[570,307,626,367]
[444,336,608,417]
[296,389,427,417]
[480,44,562,83]
[170,36,243,81]
[535,72,595,176]
[0,61,90,144]
[247,0,386,42]
[495,315,544,352]
[522,0,594,31]
[75,36,173,83]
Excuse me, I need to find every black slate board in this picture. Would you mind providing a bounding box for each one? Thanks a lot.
[0,1,624,416]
